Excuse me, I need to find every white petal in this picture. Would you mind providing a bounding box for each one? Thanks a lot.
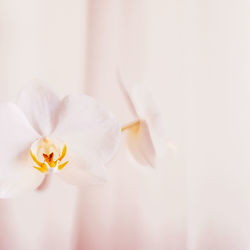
[117,71,138,117]
[53,94,121,165]
[0,103,39,164]
[145,112,167,157]
[118,73,161,119]
[130,84,161,120]
[0,161,44,198]
[0,103,43,197]
[56,150,108,186]
[132,85,167,156]
[126,120,156,167]
[118,74,167,156]
[17,81,60,136]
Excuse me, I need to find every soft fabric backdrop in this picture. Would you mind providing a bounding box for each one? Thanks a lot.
[0,0,247,249]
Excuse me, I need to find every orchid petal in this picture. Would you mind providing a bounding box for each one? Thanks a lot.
[119,77,167,166]
[130,84,160,118]
[0,103,43,197]
[56,149,108,186]
[52,94,120,180]
[0,161,44,198]
[126,120,156,167]
[16,81,60,136]
[117,71,138,117]
[131,85,167,157]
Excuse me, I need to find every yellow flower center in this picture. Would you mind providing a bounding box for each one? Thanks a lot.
[30,138,69,173]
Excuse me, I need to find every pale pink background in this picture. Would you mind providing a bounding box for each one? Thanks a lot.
[0,0,248,249]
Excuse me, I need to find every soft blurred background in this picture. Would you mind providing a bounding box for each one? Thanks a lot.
[0,0,249,249]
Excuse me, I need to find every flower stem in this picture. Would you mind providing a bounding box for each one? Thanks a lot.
[121,120,140,132]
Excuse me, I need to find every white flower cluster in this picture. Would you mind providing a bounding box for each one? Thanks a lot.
[0,78,166,198]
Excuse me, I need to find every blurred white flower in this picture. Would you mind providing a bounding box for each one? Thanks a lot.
[0,82,120,198]
[119,76,167,167]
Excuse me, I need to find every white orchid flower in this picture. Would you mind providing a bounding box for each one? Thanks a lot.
[0,83,120,198]
[119,76,167,167]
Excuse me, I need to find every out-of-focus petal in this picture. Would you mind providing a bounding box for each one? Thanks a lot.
[145,113,167,157]
[130,84,161,119]
[126,120,156,167]
[16,81,60,136]
[53,94,121,164]
[0,103,44,198]
[117,71,138,117]
[130,84,167,157]
[119,78,167,165]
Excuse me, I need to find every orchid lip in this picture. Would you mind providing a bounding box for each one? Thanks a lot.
[30,137,69,174]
